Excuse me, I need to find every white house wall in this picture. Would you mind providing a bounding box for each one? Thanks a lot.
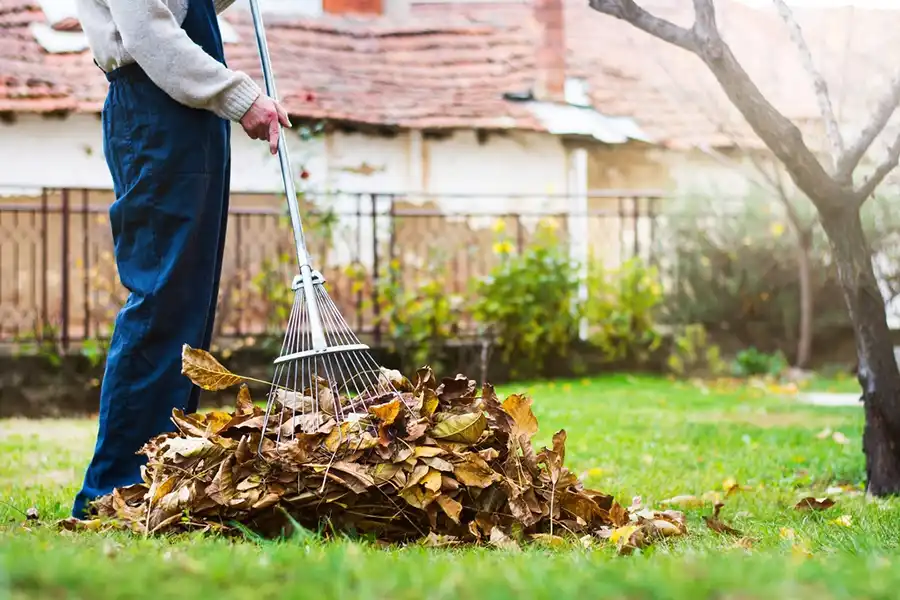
[0,114,569,202]
[0,113,572,275]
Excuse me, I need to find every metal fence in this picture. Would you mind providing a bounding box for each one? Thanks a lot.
[0,188,663,349]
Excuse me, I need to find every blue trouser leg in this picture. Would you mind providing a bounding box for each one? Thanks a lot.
[72,69,230,518]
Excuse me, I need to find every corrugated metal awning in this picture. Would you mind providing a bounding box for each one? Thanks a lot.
[523,101,653,144]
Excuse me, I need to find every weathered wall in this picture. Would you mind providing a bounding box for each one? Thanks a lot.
[0,114,575,340]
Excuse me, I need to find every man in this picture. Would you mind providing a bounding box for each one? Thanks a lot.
[72,0,288,518]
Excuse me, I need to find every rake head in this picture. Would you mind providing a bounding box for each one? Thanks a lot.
[258,269,407,447]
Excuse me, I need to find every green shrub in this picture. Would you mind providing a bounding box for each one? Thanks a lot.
[731,346,788,377]
[470,221,582,378]
[666,323,728,378]
[371,258,465,372]
[585,257,664,363]
[654,193,849,357]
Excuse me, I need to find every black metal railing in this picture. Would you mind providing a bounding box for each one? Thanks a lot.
[0,188,664,349]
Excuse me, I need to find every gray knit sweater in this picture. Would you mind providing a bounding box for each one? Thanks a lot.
[76,0,261,122]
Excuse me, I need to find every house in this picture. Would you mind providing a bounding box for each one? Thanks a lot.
[1,0,899,343]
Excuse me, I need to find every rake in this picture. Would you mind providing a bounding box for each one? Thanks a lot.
[247,0,405,448]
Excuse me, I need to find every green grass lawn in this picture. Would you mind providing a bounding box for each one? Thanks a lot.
[2,374,894,600]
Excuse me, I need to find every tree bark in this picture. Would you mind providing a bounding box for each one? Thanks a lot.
[820,205,900,494]
[795,230,813,369]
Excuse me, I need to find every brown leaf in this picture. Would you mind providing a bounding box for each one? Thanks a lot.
[323,462,376,494]
[236,384,254,413]
[704,502,743,536]
[609,501,629,527]
[369,398,402,426]
[399,485,438,510]
[430,412,487,444]
[488,526,519,550]
[453,454,501,488]
[436,494,463,524]
[404,419,429,441]
[437,375,476,402]
[421,456,454,472]
[206,454,236,505]
[501,394,539,438]
[181,344,244,391]
[406,463,431,488]
[794,497,836,511]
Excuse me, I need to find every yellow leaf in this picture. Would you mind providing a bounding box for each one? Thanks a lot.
[723,477,738,493]
[501,394,539,437]
[830,515,853,527]
[660,494,703,509]
[429,412,487,444]
[780,527,796,540]
[369,398,402,426]
[181,344,244,391]
[422,469,443,493]
[413,446,445,459]
[609,524,638,545]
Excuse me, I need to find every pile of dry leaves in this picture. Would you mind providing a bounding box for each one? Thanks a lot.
[72,346,689,552]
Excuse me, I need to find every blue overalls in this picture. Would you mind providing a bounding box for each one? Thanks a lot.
[73,0,232,518]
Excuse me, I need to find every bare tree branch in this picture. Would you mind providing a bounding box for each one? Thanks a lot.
[772,0,844,172]
[836,71,900,183]
[854,132,900,203]
[588,0,698,53]
[588,0,843,205]
[692,0,718,44]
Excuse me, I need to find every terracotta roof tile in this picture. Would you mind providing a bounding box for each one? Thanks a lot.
[0,1,544,130]
[412,0,900,150]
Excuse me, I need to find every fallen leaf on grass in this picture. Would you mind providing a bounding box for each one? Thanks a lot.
[723,477,751,495]
[830,514,853,527]
[831,432,850,445]
[704,503,742,536]
[733,537,754,550]
[794,497,836,511]
[659,495,703,509]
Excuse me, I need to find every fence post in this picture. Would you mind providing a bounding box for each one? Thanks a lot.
[82,189,90,339]
[61,188,71,352]
[40,189,49,340]
[568,148,589,341]
[632,196,640,259]
[371,193,381,346]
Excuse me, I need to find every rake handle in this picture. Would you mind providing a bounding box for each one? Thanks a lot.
[247,0,312,271]
[247,0,327,352]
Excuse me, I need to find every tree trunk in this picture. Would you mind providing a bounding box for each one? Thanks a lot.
[820,205,900,495]
[795,231,813,369]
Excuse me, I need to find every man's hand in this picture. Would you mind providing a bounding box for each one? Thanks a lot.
[240,94,291,155]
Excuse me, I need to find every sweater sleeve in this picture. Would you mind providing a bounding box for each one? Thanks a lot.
[107,0,260,122]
